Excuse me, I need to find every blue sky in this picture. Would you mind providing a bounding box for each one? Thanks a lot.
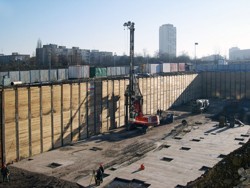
[1,0,250,58]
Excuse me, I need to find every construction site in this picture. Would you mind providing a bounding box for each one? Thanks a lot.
[1,22,250,188]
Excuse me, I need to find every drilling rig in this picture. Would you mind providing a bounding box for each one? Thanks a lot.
[124,21,159,131]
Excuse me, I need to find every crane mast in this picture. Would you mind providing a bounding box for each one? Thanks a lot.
[124,21,159,131]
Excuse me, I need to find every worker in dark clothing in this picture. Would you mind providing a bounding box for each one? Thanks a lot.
[95,164,104,186]
[1,163,10,182]
[99,164,104,183]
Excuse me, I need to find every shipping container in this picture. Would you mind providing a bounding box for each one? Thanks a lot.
[9,71,20,82]
[161,63,171,73]
[58,69,67,80]
[50,69,58,81]
[0,72,9,84]
[170,63,178,72]
[120,66,126,75]
[68,65,89,79]
[30,70,40,83]
[20,71,30,83]
[116,67,121,76]
[178,63,186,72]
[90,67,107,78]
[40,70,49,82]
[146,64,161,74]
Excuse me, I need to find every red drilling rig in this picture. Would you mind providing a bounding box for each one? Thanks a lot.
[124,21,159,132]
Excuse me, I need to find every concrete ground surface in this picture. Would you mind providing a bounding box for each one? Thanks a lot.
[10,103,250,188]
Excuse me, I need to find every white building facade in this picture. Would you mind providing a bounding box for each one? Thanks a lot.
[229,47,250,61]
[159,24,176,57]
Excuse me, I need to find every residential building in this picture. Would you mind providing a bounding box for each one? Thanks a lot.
[36,44,112,67]
[159,24,176,57]
[229,47,250,61]
[0,53,30,64]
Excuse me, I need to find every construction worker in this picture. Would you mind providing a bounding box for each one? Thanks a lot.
[95,164,104,186]
[1,163,10,182]
[99,164,104,183]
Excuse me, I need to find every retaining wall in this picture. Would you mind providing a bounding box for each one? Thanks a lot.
[1,73,201,163]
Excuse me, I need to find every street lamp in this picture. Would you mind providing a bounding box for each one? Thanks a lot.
[194,42,198,69]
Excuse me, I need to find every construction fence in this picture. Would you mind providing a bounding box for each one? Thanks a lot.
[0,73,201,163]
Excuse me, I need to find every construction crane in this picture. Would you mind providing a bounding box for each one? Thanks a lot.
[123,21,159,132]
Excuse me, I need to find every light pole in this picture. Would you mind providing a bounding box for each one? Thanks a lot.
[194,42,198,69]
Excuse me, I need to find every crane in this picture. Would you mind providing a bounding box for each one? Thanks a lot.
[124,21,159,132]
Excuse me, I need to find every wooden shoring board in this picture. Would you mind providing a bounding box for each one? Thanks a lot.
[4,89,16,163]
[87,81,95,136]
[220,72,227,99]
[215,72,221,98]
[141,78,147,114]
[225,72,231,99]
[149,77,155,114]
[107,80,113,130]
[41,86,52,151]
[62,84,71,145]
[71,83,79,142]
[235,72,242,100]
[240,72,246,99]
[230,72,236,99]
[119,79,125,126]
[52,85,62,148]
[30,87,41,155]
[18,88,29,160]
[101,80,108,133]
[211,72,216,98]
[146,77,151,114]
[79,82,88,139]
[114,80,120,128]
[95,81,103,133]
[246,73,250,99]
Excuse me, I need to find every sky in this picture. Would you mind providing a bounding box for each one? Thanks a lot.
[1,0,250,59]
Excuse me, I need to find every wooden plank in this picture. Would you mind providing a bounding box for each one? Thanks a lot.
[119,79,125,126]
[4,89,16,163]
[114,80,119,128]
[53,85,62,148]
[31,86,41,155]
[71,83,79,142]
[101,81,108,133]
[18,88,29,160]
[79,82,88,139]
[246,73,250,99]
[42,86,52,151]
[235,72,241,100]
[62,84,71,145]
[88,81,95,136]
[95,81,102,133]
[240,72,246,99]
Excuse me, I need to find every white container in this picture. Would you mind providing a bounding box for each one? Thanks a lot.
[50,69,57,81]
[20,71,30,83]
[9,71,20,82]
[0,72,9,84]
[116,67,121,76]
[30,70,40,83]
[58,69,67,80]
[146,64,160,74]
[68,65,89,79]
[40,70,49,82]
[161,63,171,73]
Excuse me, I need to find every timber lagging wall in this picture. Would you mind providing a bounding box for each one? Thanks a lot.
[201,72,250,99]
[1,74,201,163]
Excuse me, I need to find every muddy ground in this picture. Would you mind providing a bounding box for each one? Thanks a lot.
[1,99,250,188]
